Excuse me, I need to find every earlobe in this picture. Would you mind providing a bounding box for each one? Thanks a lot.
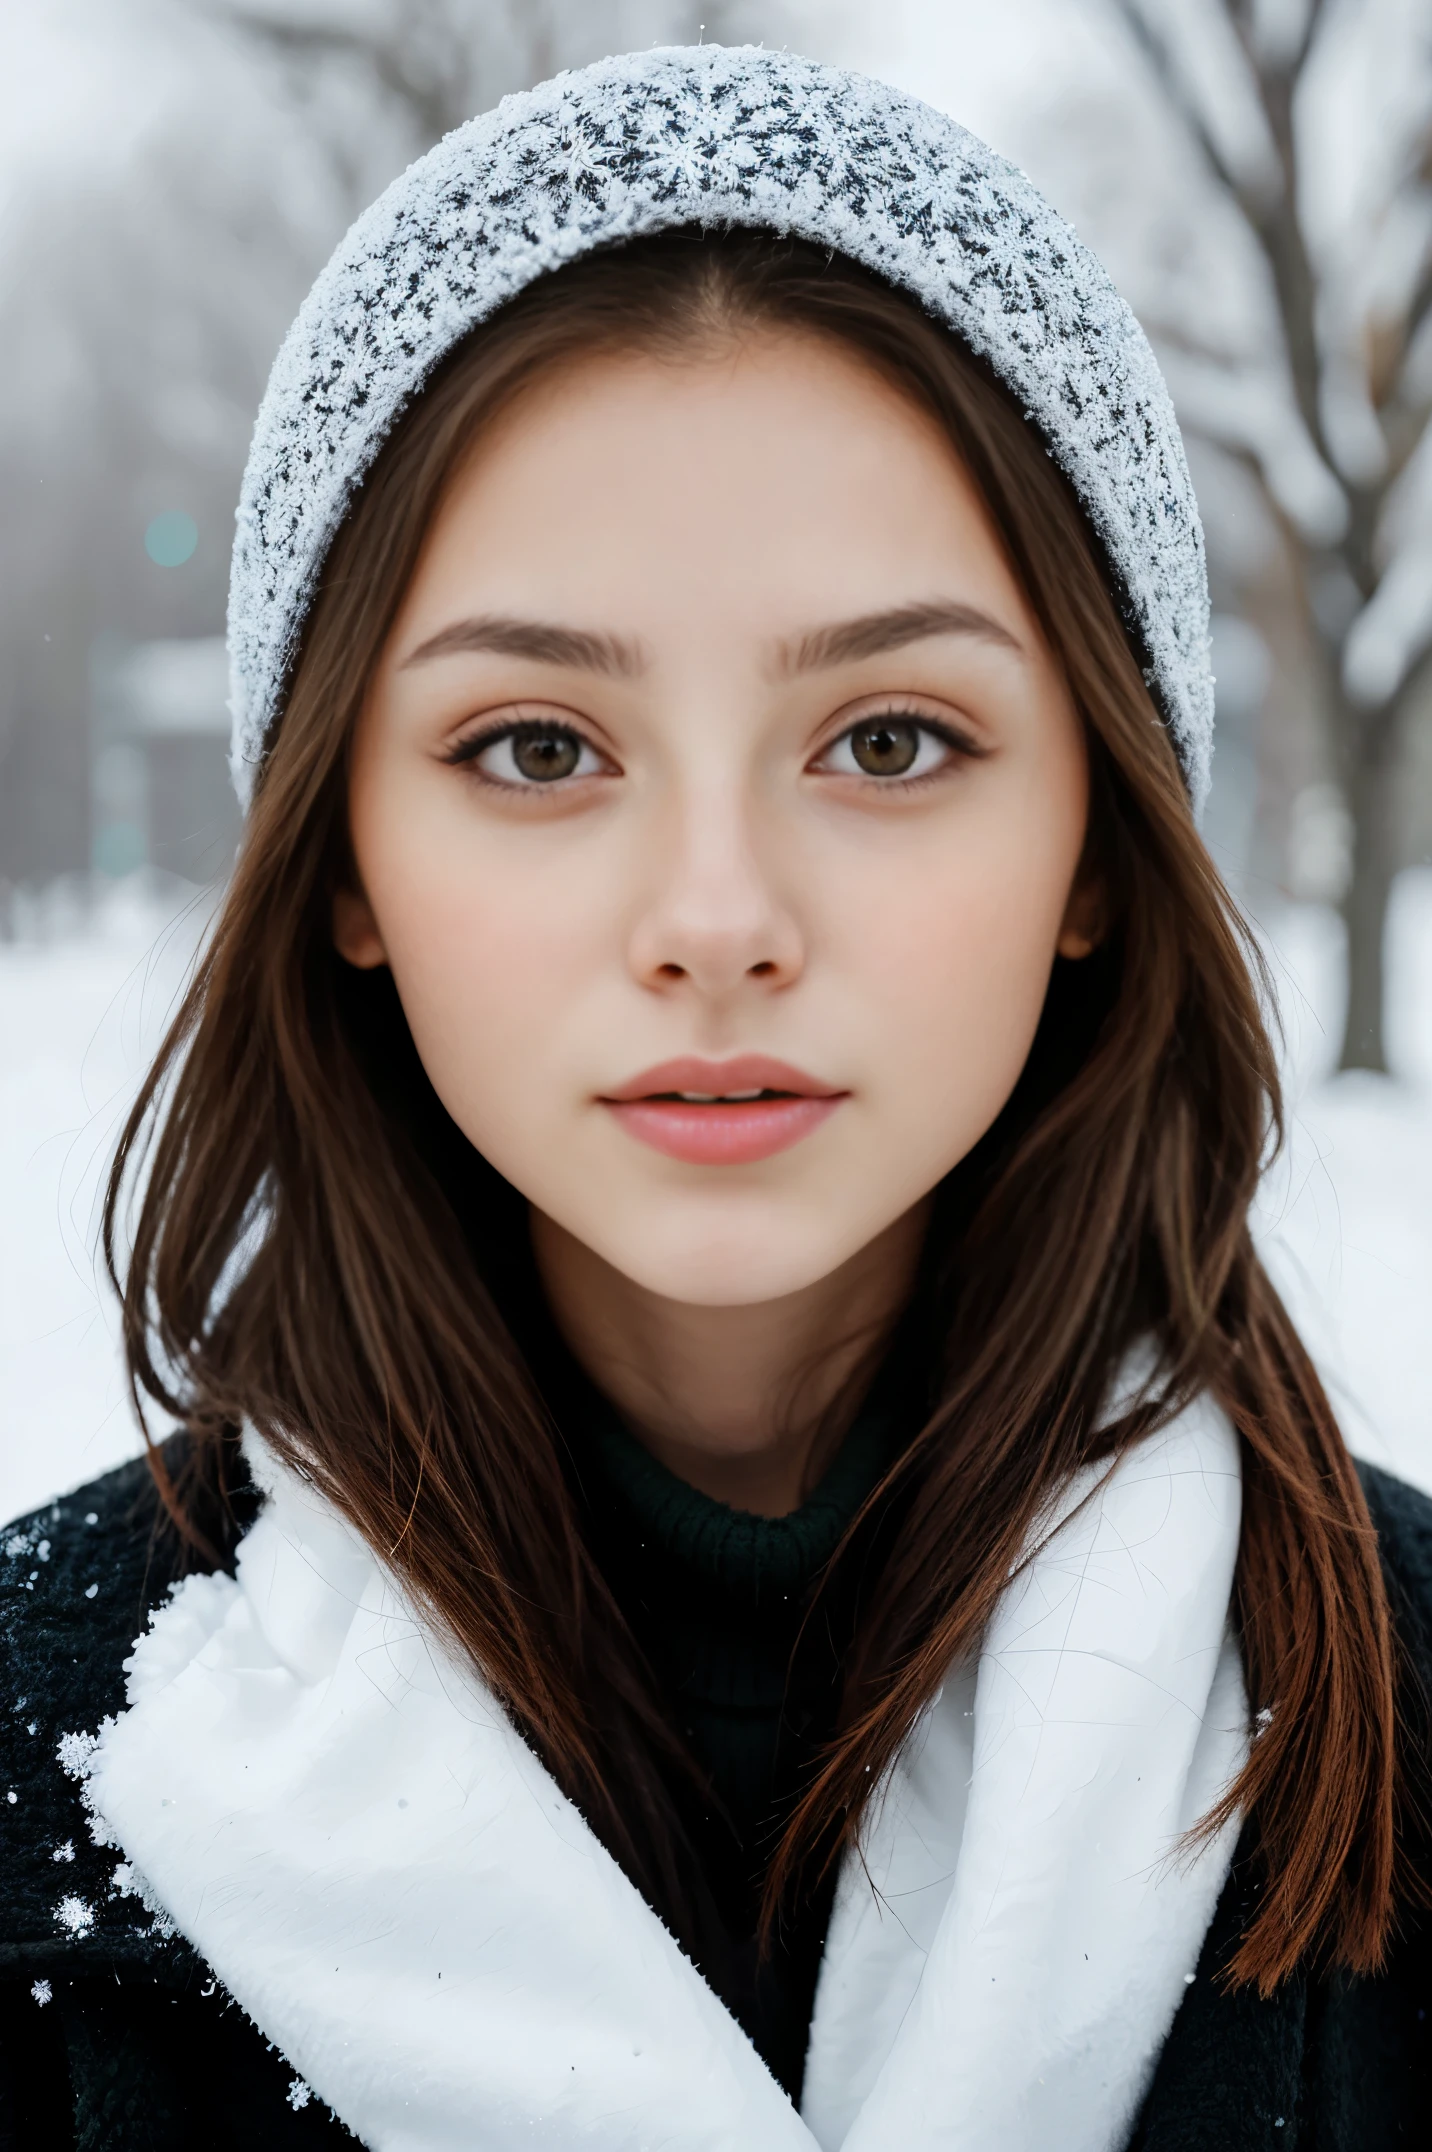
[332,886,389,970]
[1056,876,1109,962]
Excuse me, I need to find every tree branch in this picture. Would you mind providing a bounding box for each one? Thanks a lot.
[1295,0,1332,75]
[1106,0,1247,202]
[1109,0,1336,483]
[1387,143,1432,405]
[1227,0,1331,79]
[213,1,491,147]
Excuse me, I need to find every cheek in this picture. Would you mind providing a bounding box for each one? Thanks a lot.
[358,819,611,1144]
[836,803,1079,1156]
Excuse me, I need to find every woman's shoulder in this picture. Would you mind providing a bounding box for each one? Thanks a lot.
[1126,1459,1432,2151]
[0,1446,359,2143]
[0,1442,222,1980]
[2,1448,178,1707]
[1356,1457,1432,1648]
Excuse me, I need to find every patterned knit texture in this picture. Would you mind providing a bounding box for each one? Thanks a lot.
[227,43,1214,809]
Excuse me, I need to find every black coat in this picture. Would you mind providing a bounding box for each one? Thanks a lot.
[2,1446,1429,2151]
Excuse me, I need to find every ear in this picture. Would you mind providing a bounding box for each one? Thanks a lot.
[1056,870,1109,961]
[332,885,388,970]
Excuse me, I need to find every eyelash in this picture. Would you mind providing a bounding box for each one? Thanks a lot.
[444,707,981,790]
[442,717,612,790]
[814,705,982,788]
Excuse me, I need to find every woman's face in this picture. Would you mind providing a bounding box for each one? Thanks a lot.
[341,332,1095,1307]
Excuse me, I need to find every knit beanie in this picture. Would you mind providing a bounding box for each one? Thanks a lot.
[227,44,1213,811]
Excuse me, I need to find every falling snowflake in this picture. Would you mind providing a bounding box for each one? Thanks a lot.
[287,2078,314,2111]
[30,1980,51,2007]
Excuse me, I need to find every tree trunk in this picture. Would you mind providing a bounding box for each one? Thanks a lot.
[1336,705,1402,1073]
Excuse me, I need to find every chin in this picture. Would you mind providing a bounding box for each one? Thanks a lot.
[597,1213,862,1309]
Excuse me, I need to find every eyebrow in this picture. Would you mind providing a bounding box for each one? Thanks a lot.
[401,599,1021,681]
[401,614,646,678]
[781,601,1023,674]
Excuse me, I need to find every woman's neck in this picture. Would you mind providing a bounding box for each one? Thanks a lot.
[529,1200,930,1516]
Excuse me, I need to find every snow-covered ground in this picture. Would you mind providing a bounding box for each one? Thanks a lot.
[0,877,217,1521]
[1,870,1429,1523]
[1251,875,1432,1495]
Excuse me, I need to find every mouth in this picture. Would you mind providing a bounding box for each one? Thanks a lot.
[599,1055,847,1166]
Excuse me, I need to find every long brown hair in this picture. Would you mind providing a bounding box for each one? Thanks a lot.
[106,229,1405,1993]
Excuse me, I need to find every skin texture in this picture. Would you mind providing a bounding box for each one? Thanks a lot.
[337,332,1098,1513]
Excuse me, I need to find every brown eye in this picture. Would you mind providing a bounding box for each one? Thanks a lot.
[460,723,606,786]
[848,719,920,776]
[815,714,961,785]
[511,729,581,781]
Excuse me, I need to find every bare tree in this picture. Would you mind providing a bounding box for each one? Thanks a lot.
[1106,0,1432,1070]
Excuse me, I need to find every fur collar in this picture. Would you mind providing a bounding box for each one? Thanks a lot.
[82,1397,1245,2150]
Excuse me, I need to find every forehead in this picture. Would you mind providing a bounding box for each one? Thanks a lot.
[457,328,957,501]
[402,331,1033,646]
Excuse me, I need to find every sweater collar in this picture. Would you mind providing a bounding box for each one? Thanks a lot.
[574,1376,898,1610]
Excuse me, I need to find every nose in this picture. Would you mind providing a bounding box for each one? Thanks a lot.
[626,782,805,999]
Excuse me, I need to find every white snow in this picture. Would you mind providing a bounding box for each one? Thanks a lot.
[54,1893,94,1938]
[1252,872,1432,1494]
[0,869,1429,1525]
[56,1729,97,1778]
[0,877,212,1521]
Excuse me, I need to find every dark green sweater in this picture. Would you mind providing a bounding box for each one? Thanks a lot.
[581,1389,893,1840]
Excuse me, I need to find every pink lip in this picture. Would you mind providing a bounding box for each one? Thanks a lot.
[600,1055,847,1165]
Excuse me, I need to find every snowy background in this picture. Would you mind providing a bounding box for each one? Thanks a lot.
[3,0,1431,1516]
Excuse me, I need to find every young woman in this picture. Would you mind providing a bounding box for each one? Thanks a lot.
[1,44,1428,2152]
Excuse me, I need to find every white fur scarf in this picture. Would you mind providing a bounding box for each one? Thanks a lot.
[83,1396,1246,2151]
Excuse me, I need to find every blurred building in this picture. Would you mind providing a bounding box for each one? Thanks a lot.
[89,636,239,887]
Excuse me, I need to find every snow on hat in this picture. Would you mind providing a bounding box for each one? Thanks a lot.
[227,43,1213,811]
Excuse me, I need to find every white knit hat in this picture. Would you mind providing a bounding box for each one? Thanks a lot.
[228,44,1213,810]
